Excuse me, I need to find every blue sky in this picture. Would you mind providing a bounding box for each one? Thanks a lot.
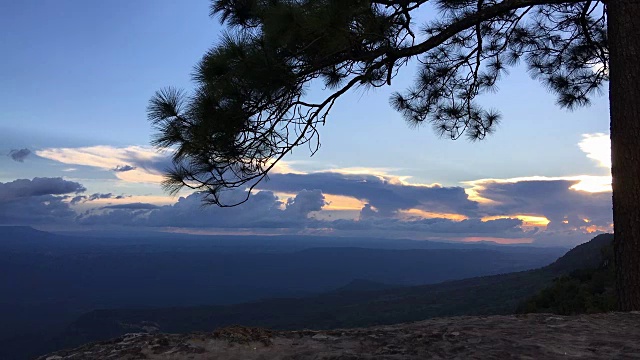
[0,1,612,246]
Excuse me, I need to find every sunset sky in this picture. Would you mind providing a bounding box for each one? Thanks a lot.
[0,0,613,246]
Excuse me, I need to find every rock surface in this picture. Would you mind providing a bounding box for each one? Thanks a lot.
[40,312,640,359]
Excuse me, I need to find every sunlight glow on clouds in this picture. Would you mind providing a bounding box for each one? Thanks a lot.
[578,133,611,169]
[320,166,400,177]
[398,208,469,221]
[77,194,177,206]
[324,194,367,211]
[317,167,441,188]
[37,145,303,185]
[36,146,167,184]
[464,175,611,201]
[481,215,550,229]
[266,159,306,174]
[10,132,613,247]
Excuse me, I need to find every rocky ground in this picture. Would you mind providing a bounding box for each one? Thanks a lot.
[40,312,640,360]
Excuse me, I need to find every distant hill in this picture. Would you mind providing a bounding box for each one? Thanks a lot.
[546,233,614,273]
[0,226,567,360]
[46,233,614,357]
[519,234,616,315]
[4,226,569,254]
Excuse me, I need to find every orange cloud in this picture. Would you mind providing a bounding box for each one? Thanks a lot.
[84,195,176,206]
[270,191,364,212]
[398,208,469,221]
[482,214,550,228]
[323,194,367,211]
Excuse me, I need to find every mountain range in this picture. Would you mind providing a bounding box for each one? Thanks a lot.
[0,226,610,359]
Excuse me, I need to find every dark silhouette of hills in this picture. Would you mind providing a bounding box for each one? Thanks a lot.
[0,226,567,359]
[519,234,616,315]
[546,233,614,272]
[5,225,568,253]
[42,233,613,359]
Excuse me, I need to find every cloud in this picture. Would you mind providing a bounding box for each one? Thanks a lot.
[112,165,137,172]
[360,204,379,219]
[75,188,535,241]
[71,182,531,240]
[262,172,478,218]
[578,133,611,169]
[464,174,611,198]
[70,193,126,205]
[88,193,116,201]
[0,178,86,225]
[78,188,326,228]
[8,148,31,162]
[69,165,612,246]
[35,146,170,183]
[0,174,610,247]
[4,132,615,247]
[284,189,326,217]
[36,145,304,186]
[329,216,529,238]
[0,177,85,202]
[471,179,612,246]
[475,179,611,223]
[69,195,86,205]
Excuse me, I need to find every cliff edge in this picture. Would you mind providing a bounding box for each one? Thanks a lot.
[40,312,640,360]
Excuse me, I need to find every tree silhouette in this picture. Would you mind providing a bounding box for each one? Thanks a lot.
[148,0,640,310]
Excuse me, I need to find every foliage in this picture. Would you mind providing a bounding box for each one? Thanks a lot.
[518,241,616,315]
[148,0,608,206]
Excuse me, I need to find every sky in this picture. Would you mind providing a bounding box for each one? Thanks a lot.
[0,1,613,246]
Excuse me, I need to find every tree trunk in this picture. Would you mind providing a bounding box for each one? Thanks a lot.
[608,0,640,311]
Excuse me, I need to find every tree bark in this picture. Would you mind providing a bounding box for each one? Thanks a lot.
[608,0,640,311]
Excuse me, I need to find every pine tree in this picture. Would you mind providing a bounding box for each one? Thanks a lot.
[148,0,640,310]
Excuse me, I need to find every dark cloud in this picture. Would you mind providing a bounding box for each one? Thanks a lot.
[0,194,77,225]
[76,187,529,239]
[360,203,379,219]
[263,172,478,217]
[474,180,612,246]
[79,189,323,229]
[112,165,136,172]
[69,193,123,205]
[0,173,612,247]
[476,180,612,228]
[144,191,290,228]
[70,195,86,205]
[0,177,85,202]
[74,174,612,246]
[77,208,151,226]
[89,193,116,201]
[118,152,173,176]
[8,148,31,162]
[0,178,85,225]
[283,189,326,217]
[330,217,528,238]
